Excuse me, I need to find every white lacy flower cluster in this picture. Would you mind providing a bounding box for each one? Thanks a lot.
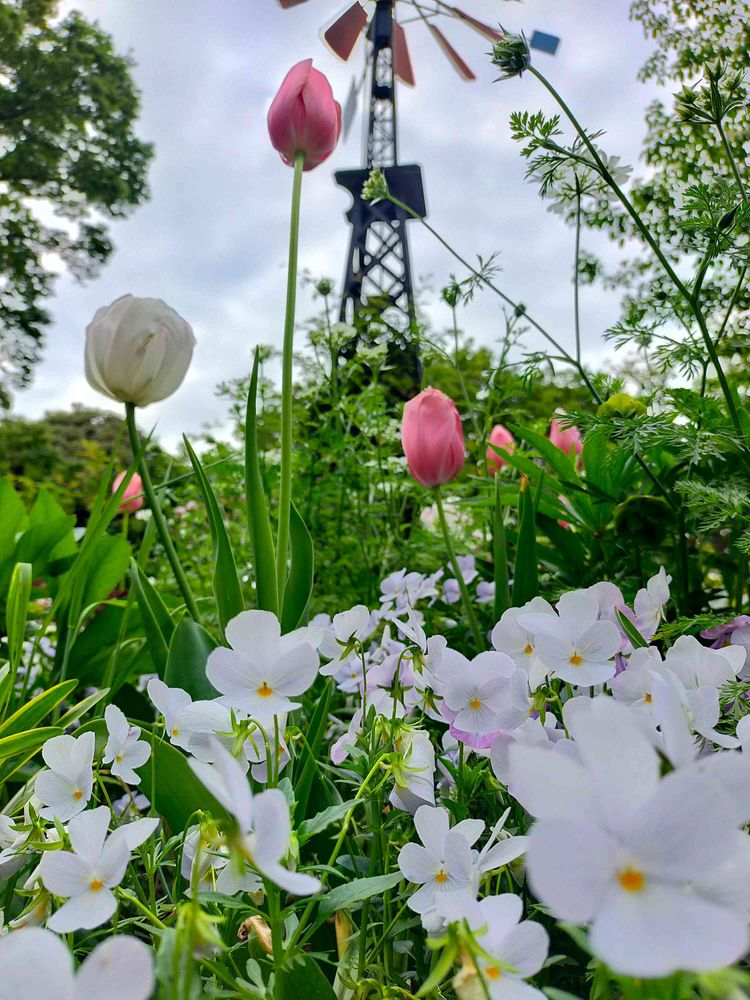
[317,565,750,984]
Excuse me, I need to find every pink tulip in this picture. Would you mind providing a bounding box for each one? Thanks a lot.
[267,59,341,171]
[549,414,583,458]
[401,388,465,488]
[486,424,515,473]
[113,471,144,514]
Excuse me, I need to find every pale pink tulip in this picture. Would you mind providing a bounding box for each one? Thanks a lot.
[549,414,583,458]
[486,424,515,473]
[401,388,465,488]
[267,59,341,171]
[113,471,144,514]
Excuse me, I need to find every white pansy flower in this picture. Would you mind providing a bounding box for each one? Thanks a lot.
[103,704,151,785]
[38,806,159,932]
[0,927,154,1000]
[664,634,745,689]
[443,651,516,740]
[633,567,672,640]
[189,738,320,896]
[206,610,320,718]
[146,678,193,750]
[390,729,436,814]
[492,597,555,689]
[34,733,95,823]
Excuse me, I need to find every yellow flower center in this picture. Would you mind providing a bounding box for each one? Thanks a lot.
[469,697,482,711]
[569,653,583,666]
[617,867,645,893]
[171,727,180,738]
[115,753,123,763]
[90,878,104,892]
[524,643,534,655]
[644,692,653,704]
[73,790,84,801]
[485,966,501,981]
[257,682,273,699]
[435,869,449,884]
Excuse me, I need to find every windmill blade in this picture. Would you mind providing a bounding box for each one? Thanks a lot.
[449,6,503,42]
[427,24,475,80]
[324,2,369,61]
[277,0,312,8]
[392,20,415,86]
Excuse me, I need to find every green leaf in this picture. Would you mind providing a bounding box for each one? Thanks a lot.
[77,719,227,834]
[294,678,334,823]
[509,423,580,485]
[278,957,336,1000]
[81,535,131,610]
[319,871,402,918]
[164,616,219,701]
[0,679,76,737]
[511,479,539,606]
[298,800,356,844]
[493,476,511,620]
[130,559,174,675]
[56,687,110,729]
[616,608,648,649]
[0,478,26,573]
[183,436,244,634]
[281,501,314,633]
[0,726,61,762]
[12,515,76,579]
[245,348,278,615]
[6,561,32,672]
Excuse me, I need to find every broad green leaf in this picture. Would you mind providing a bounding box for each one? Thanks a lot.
[319,871,402,918]
[278,957,337,1000]
[164,616,219,701]
[12,515,76,580]
[183,436,244,633]
[6,562,32,672]
[511,479,539,606]
[130,559,174,675]
[57,687,110,728]
[281,501,314,633]
[245,348,278,615]
[509,423,580,485]
[81,535,131,610]
[294,678,334,823]
[0,726,61,762]
[0,679,76,737]
[77,719,226,834]
[298,799,356,844]
[493,476,511,620]
[0,478,26,572]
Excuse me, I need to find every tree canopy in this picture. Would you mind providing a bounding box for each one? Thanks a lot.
[0,0,153,393]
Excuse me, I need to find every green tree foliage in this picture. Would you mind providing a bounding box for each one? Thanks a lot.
[0,0,153,390]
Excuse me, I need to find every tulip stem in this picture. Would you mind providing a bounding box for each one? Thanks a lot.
[125,403,202,623]
[434,487,484,650]
[276,150,305,613]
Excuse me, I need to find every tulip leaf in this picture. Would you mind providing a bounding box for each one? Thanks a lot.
[164,616,219,701]
[493,476,511,621]
[0,726,62,762]
[616,608,649,649]
[183,436,245,634]
[511,477,540,606]
[81,535,131,611]
[6,561,32,675]
[245,348,279,616]
[0,477,26,572]
[0,679,77,737]
[130,559,173,675]
[281,501,314,634]
[319,872,403,918]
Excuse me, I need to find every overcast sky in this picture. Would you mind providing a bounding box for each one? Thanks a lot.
[12,0,663,449]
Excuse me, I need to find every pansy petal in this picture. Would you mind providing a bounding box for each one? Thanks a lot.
[74,936,155,1000]
[225,610,280,660]
[39,851,92,897]
[68,806,111,864]
[48,888,117,932]
[249,788,290,866]
[0,927,75,1000]
[496,919,549,978]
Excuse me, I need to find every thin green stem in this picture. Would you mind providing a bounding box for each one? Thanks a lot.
[434,487,484,649]
[717,117,747,202]
[124,403,201,621]
[573,182,582,364]
[267,882,285,1000]
[276,150,305,610]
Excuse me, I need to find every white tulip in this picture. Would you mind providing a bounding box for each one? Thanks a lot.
[84,294,196,407]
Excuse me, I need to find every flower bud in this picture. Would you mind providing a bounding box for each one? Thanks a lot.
[85,295,196,408]
[113,471,144,514]
[596,393,647,419]
[401,388,465,488]
[267,59,341,171]
[486,424,515,473]
[491,31,531,80]
[549,412,583,458]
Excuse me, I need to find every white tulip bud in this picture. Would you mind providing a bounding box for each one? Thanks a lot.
[85,294,196,407]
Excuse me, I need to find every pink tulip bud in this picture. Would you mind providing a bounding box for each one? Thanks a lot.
[549,413,583,458]
[486,424,515,473]
[267,59,341,171]
[113,471,144,514]
[401,388,465,488]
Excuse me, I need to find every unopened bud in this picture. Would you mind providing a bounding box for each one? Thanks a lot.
[239,915,273,954]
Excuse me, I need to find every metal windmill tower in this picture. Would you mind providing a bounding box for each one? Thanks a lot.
[277,1,559,375]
